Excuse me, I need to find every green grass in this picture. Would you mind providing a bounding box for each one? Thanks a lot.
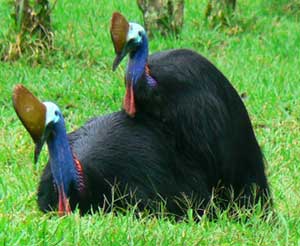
[1,0,300,245]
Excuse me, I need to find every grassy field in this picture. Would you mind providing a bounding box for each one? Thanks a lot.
[0,0,300,245]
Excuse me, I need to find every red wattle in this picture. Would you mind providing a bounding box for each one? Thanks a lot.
[58,186,71,216]
[123,82,136,117]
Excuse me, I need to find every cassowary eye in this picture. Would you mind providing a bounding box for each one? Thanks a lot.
[55,110,59,116]
[138,31,142,36]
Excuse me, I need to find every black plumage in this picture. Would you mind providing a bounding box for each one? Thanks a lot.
[133,49,271,210]
[37,111,211,216]
[36,48,271,216]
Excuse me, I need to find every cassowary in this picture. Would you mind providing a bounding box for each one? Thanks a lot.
[110,12,271,211]
[13,84,212,217]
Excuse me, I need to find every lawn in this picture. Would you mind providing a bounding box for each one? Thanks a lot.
[0,0,300,245]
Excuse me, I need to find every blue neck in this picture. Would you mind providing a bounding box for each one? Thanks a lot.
[47,118,79,196]
[126,34,157,87]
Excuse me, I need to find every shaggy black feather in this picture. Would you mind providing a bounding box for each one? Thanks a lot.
[37,111,211,217]
[134,49,271,210]
[38,49,271,217]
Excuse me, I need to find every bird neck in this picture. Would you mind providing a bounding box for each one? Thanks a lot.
[47,119,84,197]
[126,34,157,87]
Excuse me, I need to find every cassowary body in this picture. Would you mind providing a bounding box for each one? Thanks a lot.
[143,49,270,208]
[39,112,211,216]
[111,13,271,210]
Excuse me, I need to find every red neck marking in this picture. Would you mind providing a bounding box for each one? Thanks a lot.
[58,185,71,216]
[145,64,151,75]
[123,82,136,117]
[73,154,85,193]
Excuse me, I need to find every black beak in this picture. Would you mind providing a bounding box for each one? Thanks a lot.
[112,48,128,71]
[34,138,45,164]
[33,124,52,164]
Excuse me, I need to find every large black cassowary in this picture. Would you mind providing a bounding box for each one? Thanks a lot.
[111,12,271,211]
[13,85,211,217]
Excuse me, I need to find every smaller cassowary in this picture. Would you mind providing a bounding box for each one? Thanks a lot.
[13,84,213,217]
[110,12,272,212]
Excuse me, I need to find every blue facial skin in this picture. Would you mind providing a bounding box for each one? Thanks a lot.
[125,29,157,88]
[46,112,77,197]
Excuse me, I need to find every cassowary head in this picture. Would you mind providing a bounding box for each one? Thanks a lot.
[13,84,76,216]
[110,12,151,117]
[110,12,147,71]
[13,85,61,163]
